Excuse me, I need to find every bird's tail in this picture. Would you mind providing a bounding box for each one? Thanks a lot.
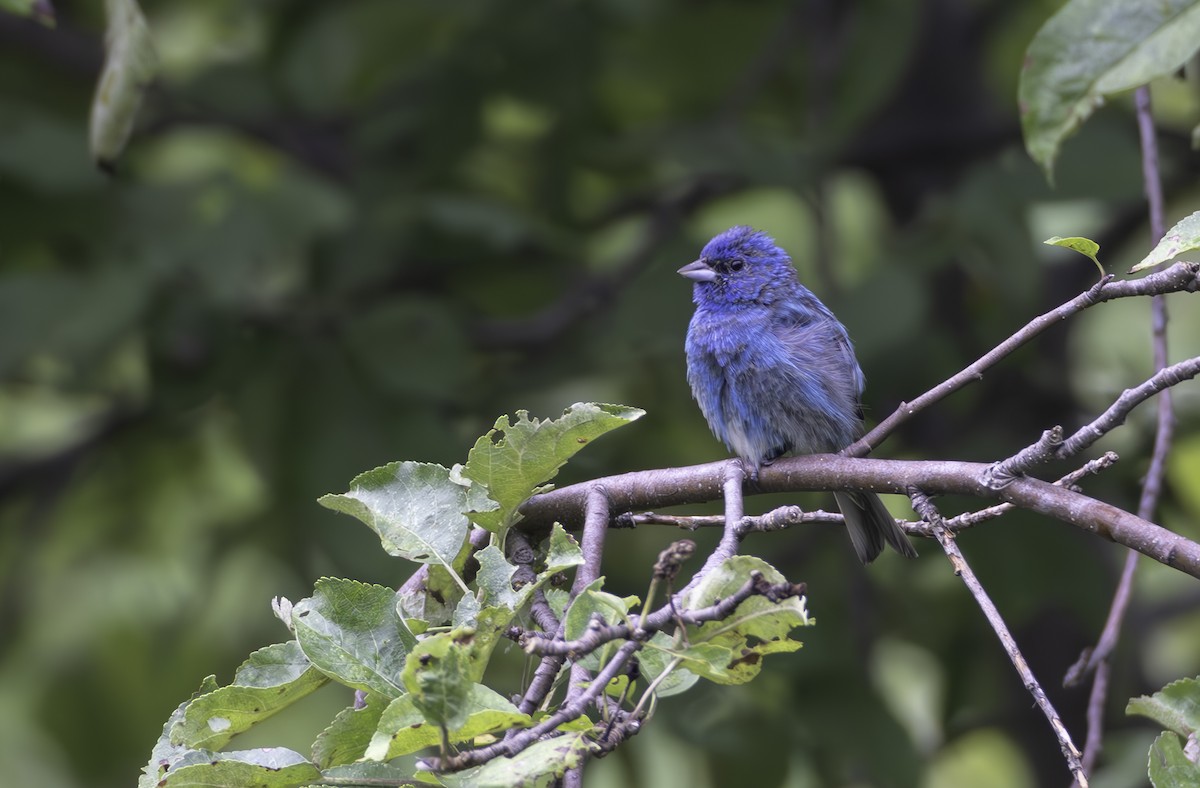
[834,491,918,564]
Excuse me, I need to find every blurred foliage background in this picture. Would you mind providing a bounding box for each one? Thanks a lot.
[3,1,1200,786]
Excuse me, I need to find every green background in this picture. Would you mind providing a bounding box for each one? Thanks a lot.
[2,1,1200,786]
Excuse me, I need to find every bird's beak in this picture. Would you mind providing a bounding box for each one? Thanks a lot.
[677,259,717,282]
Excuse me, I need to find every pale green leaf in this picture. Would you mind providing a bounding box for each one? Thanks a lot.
[319,461,479,591]
[292,578,418,699]
[311,693,388,769]
[475,545,520,610]
[562,579,632,670]
[543,523,584,575]
[636,633,703,698]
[139,676,219,788]
[1131,211,1200,272]
[1128,676,1200,736]
[401,631,474,731]
[439,731,593,788]
[91,0,158,168]
[462,402,644,533]
[171,641,327,749]
[682,556,810,683]
[1044,235,1104,275]
[1019,0,1200,178]
[156,747,321,787]
[1148,731,1200,787]
[365,684,531,760]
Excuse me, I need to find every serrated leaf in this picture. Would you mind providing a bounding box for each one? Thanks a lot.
[543,523,584,574]
[1147,731,1200,787]
[171,641,327,749]
[462,403,644,533]
[439,731,593,788]
[139,676,219,788]
[401,632,474,730]
[683,556,810,684]
[311,693,388,769]
[1131,211,1200,272]
[1128,676,1200,736]
[316,761,441,786]
[90,0,158,169]
[636,633,702,698]
[292,578,418,699]
[1044,235,1104,275]
[319,462,478,591]
[475,545,521,610]
[365,684,532,760]
[1019,0,1200,178]
[157,747,321,787]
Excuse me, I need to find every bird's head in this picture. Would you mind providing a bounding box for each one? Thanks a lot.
[678,226,796,306]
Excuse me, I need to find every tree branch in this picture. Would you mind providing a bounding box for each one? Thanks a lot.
[909,490,1088,787]
[520,456,1200,579]
[848,261,1200,457]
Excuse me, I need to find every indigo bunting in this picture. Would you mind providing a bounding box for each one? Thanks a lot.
[679,226,916,563]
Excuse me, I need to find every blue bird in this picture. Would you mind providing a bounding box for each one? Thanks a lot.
[679,226,917,563]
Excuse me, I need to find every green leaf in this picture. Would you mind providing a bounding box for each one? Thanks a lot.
[90,0,158,168]
[318,761,442,786]
[170,641,327,749]
[1131,211,1200,272]
[365,684,531,760]
[319,461,483,591]
[439,731,593,788]
[292,578,418,699]
[139,676,219,788]
[398,564,465,630]
[475,544,521,610]
[156,747,321,787]
[0,0,55,26]
[642,637,736,686]
[312,694,388,769]
[1147,731,1200,787]
[1044,236,1104,276]
[462,403,644,533]
[636,633,703,698]
[543,523,585,575]
[682,556,810,684]
[1127,676,1200,737]
[562,580,636,671]
[1019,0,1200,178]
[401,631,475,730]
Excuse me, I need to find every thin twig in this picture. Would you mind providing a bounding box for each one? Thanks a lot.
[1073,84,1175,784]
[848,261,1200,457]
[909,489,1088,788]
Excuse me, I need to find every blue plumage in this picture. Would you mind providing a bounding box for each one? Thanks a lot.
[679,226,916,563]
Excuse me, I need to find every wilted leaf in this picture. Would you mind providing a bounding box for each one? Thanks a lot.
[91,0,158,168]
[139,676,219,788]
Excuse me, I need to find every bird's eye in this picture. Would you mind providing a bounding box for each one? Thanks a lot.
[729,261,744,271]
